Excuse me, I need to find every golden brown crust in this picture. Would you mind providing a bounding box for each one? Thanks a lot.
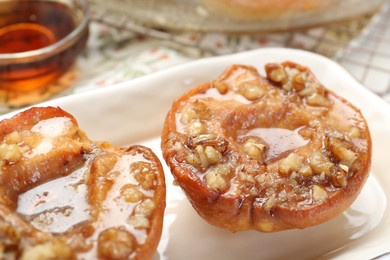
[161,62,371,232]
[128,145,166,260]
[0,107,165,259]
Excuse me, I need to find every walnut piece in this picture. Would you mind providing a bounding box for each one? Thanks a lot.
[98,228,135,259]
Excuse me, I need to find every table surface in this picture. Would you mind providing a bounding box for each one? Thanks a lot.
[3,0,389,112]
[79,0,390,100]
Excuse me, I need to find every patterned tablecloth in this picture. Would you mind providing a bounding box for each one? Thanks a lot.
[75,0,390,102]
[2,1,389,112]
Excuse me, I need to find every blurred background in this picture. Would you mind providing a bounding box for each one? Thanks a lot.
[1,0,389,111]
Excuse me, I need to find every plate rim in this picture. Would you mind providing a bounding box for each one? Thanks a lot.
[1,47,390,259]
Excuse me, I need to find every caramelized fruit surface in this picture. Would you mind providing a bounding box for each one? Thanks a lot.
[0,107,165,259]
[161,62,371,232]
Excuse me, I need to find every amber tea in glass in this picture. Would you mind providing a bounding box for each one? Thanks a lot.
[0,0,89,93]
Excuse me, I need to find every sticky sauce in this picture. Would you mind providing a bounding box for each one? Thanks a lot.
[195,87,251,104]
[239,127,309,162]
[23,117,75,158]
[17,165,90,234]
[79,152,155,259]
[96,153,149,244]
[31,117,73,137]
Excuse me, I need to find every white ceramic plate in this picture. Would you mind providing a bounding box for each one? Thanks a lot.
[3,48,390,259]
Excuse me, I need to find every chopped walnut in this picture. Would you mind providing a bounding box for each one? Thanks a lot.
[278,153,303,176]
[241,84,264,100]
[249,186,258,196]
[309,151,334,176]
[263,197,276,212]
[330,165,348,187]
[187,120,206,137]
[174,141,185,153]
[188,133,228,153]
[98,228,135,259]
[298,164,313,177]
[205,171,227,190]
[298,83,320,97]
[349,126,361,138]
[132,161,156,190]
[339,164,349,172]
[186,152,201,169]
[265,63,287,84]
[312,185,328,202]
[20,241,73,260]
[135,199,155,217]
[205,164,230,190]
[0,143,23,163]
[180,101,211,125]
[298,127,316,139]
[4,131,22,144]
[325,135,358,167]
[180,106,198,124]
[127,215,150,229]
[292,73,306,91]
[306,93,330,107]
[255,173,270,184]
[327,131,344,139]
[188,133,216,146]
[186,134,228,170]
[238,172,255,183]
[204,146,222,165]
[213,81,229,94]
[120,184,143,203]
[0,224,20,250]
[195,145,209,169]
[244,139,266,163]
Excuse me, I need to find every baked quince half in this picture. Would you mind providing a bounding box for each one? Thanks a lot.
[0,107,165,259]
[161,62,371,232]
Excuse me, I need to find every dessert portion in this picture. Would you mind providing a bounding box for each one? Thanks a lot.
[0,107,165,259]
[161,62,371,232]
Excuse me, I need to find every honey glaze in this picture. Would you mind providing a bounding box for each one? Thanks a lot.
[194,87,251,104]
[80,152,158,259]
[13,148,160,259]
[95,154,154,239]
[17,165,90,234]
[25,117,76,157]
[238,127,309,162]
[30,117,74,137]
